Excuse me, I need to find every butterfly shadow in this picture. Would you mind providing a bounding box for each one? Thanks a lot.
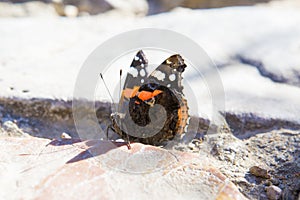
[47,138,128,164]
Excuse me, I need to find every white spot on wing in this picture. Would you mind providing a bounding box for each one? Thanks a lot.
[129,68,138,77]
[141,79,144,83]
[186,117,190,125]
[134,56,139,61]
[140,69,146,77]
[169,74,176,81]
[167,84,171,87]
[184,125,188,132]
[152,70,165,81]
[166,60,172,64]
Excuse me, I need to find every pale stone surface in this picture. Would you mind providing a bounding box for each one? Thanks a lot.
[0,137,246,200]
[1,120,29,137]
[219,64,300,137]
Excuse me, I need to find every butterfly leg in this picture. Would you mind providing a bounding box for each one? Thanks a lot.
[125,133,131,150]
[106,124,131,150]
[106,124,113,140]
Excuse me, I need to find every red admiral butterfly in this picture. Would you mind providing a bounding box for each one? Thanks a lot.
[105,50,189,148]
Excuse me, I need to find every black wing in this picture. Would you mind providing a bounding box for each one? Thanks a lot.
[122,50,148,90]
[147,54,187,93]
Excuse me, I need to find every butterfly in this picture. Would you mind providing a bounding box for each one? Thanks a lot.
[105,50,189,148]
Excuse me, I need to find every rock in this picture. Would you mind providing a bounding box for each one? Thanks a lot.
[180,0,272,9]
[0,1,57,17]
[237,36,300,87]
[271,178,280,186]
[106,0,148,16]
[0,137,247,200]
[52,0,113,16]
[1,121,28,137]
[63,5,79,17]
[281,187,299,200]
[52,0,148,16]
[147,0,182,15]
[147,0,273,14]
[60,132,72,139]
[250,166,270,179]
[219,64,300,137]
[266,185,282,200]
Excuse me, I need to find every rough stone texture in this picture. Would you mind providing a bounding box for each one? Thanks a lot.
[57,0,113,16]
[1,122,298,199]
[1,120,29,137]
[0,1,58,17]
[147,0,273,14]
[0,136,246,200]
[249,166,270,179]
[196,129,300,199]
[0,0,148,17]
[1,0,281,17]
[266,185,282,200]
[106,0,149,16]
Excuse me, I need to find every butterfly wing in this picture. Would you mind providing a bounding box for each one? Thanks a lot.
[118,50,148,114]
[147,54,188,136]
[122,50,148,90]
[112,51,189,144]
[147,54,187,93]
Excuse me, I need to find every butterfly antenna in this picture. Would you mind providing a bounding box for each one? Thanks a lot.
[100,73,117,111]
[118,69,123,111]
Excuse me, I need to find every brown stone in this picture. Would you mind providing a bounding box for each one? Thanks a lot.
[249,166,271,179]
[266,185,282,200]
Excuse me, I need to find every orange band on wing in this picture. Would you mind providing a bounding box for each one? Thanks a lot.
[123,87,162,101]
[138,91,153,101]
[138,90,162,101]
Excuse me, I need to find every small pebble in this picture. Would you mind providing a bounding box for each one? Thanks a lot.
[277,145,286,150]
[61,132,72,139]
[266,185,282,200]
[271,178,280,186]
[64,5,78,17]
[264,180,272,186]
[2,120,26,137]
[249,166,270,179]
[275,154,287,162]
